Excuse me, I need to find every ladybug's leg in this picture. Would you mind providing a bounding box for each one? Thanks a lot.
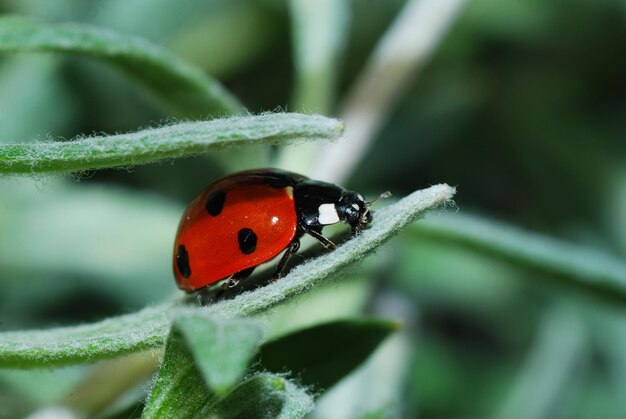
[306,229,337,250]
[196,288,213,306]
[221,266,256,290]
[271,239,301,280]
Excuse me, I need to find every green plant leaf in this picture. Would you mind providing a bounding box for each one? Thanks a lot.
[143,333,314,419]
[171,309,264,396]
[410,213,626,305]
[141,324,209,418]
[197,373,314,419]
[142,312,270,418]
[0,15,242,117]
[0,184,455,368]
[0,113,343,175]
[258,318,398,391]
[354,407,396,419]
[0,302,175,368]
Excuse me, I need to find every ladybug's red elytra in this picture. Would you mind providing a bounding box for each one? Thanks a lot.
[173,169,379,292]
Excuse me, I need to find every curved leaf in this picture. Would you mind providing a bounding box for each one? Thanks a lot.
[0,302,174,368]
[204,373,314,419]
[0,113,343,175]
[172,309,264,396]
[411,213,626,305]
[0,184,456,368]
[0,15,242,117]
[258,318,398,390]
[144,347,313,419]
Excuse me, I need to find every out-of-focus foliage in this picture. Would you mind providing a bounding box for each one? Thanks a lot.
[0,0,625,418]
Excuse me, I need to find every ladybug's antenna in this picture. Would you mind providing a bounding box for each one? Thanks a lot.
[367,191,392,207]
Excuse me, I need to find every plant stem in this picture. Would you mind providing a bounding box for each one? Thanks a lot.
[311,0,468,184]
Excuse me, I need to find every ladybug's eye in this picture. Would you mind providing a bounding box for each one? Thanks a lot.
[340,204,359,223]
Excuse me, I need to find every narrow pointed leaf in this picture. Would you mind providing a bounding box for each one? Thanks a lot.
[172,309,264,395]
[142,329,208,418]
[197,373,315,419]
[0,113,343,175]
[143,342,313,419]
[0,16,242,117]
[0,302,175,368]
[259,318,398,390]
[0,184,455,368]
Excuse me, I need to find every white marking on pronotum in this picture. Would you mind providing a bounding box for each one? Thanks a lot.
[318,203,340,225]
[352,203,360,210]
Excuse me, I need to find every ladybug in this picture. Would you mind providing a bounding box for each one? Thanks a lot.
[173,169,381,293]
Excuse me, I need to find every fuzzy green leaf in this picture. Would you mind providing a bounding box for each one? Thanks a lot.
[259,318,398,390]
[196,373,314,419]
[0,113,343,175]
[0,302,175,368]
[172,309,264,396]
[0,184,455,368]
[141,326,210,418]
[411,213,626,305]
[0,15,242,117]
[143,336,314,419]
[142,314,271,418]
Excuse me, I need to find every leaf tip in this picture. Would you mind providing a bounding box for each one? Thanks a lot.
[337,119,345,134]
[270,376,287,391]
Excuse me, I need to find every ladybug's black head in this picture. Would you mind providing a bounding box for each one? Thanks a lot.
[336,191,371,234]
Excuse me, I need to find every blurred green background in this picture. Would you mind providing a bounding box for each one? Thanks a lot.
[0,0,625,418]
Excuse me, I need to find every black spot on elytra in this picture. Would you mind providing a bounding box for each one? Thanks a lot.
[176,245,191,278]
[205,190,226,216]
[238,228,257,255]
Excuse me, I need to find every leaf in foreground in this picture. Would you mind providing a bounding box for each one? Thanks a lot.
[258,318,398,391]
[0,302,174,369]
[171,309,264,396]
[0,113,343,175]
[203,373,314,419]
[143,314,267,417]
[0,15,241,117]
[143,336,313,419]
[0,184,455,368]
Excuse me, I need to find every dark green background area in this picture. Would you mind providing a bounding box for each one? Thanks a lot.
[0,0,625,418]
